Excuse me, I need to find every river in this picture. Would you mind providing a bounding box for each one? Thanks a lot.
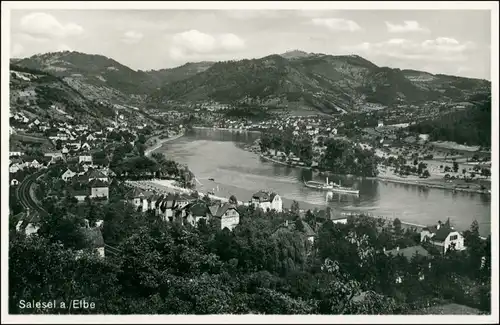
[157,128,491,236]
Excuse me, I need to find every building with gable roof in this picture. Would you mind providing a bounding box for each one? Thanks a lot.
[250,190,282,212]
[420,221,465,254]
[209,203,240,231]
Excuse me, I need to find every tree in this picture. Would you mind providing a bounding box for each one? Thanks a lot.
[422,169,430,178]
[229,195,238,205]
[295,219,305,232]
[453,161,459,173]
[55,139,62,150]
[393,218,402,236]
[291,201,300,216]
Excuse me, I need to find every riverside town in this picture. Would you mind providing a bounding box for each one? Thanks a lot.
[4,3,496,320]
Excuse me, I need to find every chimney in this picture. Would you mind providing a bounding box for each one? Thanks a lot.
[396,246,400,251]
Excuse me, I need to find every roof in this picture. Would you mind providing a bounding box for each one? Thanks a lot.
[252,191,278,202]
[87,170,107,178]
[274,219,316,238]
[81,227,105,248]
[126,188,154,199]
[210,203,237,218]
[187,201,210,217]
[74,174,90,183]
[69,188,89,197]
[423,224,455,242]
[385,245,430,261]
[89,179,108,188]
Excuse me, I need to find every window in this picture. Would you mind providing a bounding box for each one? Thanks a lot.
[450,235,458,241]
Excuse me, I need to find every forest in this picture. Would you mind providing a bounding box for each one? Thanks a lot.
[408,95,491,147]
[9,187,491,314]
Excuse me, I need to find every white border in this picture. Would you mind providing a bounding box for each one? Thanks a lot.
[1,1,498,324]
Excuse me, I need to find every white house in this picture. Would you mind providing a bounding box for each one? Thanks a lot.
[81,142,91,151]
[420,221,466,254]
[9,151,22,157]
[10,179,20,186]
[27,159,41,169]
[377,120,384,128]
[9,163,22,173]
[250,191,283,212]
[79,155,93,164]
[61,167,82,181]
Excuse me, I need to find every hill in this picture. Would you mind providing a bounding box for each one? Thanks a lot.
[9,64,115,123]
[143,61,214,87]
[408,93,491,147]
[12,51,156,104]
[149,53,490,113]
[13,50,491,116]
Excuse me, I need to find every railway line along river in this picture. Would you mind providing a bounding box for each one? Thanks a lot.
[155,128,491,236]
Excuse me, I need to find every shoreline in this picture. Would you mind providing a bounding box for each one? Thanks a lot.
[126,179,249,206]
[256,152,490,195]
[193,126,262,134]
[145,132,185,156]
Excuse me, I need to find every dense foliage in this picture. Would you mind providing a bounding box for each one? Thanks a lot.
[259,130,379,177]
[408,95,491,147]
[9,192,491,314]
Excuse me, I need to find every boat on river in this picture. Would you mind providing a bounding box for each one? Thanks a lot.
[304,177,359,195]
[304,177,334,191]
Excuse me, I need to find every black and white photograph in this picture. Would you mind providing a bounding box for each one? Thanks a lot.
[1,1,498,323]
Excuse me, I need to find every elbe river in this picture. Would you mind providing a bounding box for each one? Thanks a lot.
[158,128,491,236]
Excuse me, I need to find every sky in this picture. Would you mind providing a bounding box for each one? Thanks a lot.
[9,9,492,80]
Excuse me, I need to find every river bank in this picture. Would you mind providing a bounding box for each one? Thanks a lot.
[256,152,490,195]
[193,126,262,134]
[125,179,249,206]
[145,132,185,156]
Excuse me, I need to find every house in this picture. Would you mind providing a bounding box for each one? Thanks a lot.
[81,142,91,151]
[14,211,40,237]
[44,152,64,164]
[420,221,466,253]
[184,201,212,227]
[126,188,154,212]
[10,179,20,186]
[9,151,22,157]
[89,180,109,200]
[26,159,41,169]
[377,120,384,128]
[209,203,240,231]
[273,219,317,244]
[87,170,108,183]
[331,216,349,224]
[384,245,431,282]
[70,189,88,202]
[250,191,282,212]
[61,167,82,182]
[86,134,96,142]
[9,163,22,173]
[157,194,178,222]
[79,155,93,164]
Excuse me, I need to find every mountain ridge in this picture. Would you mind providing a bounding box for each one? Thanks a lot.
[11,50,491,115]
